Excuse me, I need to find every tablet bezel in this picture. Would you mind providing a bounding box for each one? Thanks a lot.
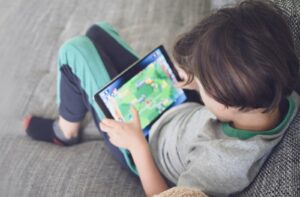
[94,45,186,136]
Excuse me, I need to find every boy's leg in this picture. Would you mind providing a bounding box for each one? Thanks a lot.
[25,22,139,173]
[24,56,90,146]
[57,22,139,172]
[56,22,139,121]
[82,23,140,174]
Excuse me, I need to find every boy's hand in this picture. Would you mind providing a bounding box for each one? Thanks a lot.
[101,107,169,196]
[99,107,147,151]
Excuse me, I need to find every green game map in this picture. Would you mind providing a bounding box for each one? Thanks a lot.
[113,62,180,129]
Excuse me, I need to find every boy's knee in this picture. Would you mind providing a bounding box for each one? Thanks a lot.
[57,36,92,70]
[58,21,119,62]
[59,36,89,58]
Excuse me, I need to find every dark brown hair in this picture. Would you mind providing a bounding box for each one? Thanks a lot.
[173,0,299,113]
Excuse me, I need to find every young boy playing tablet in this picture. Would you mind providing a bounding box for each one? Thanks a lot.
[23,0,300,196]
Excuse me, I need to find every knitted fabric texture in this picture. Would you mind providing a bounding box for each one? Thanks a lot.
[153,187,208,197]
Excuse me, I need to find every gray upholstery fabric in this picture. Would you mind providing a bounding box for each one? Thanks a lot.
[274,0,300,57]
[275,0,300,95]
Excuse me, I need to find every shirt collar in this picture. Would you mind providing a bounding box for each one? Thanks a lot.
[222,96,296,140]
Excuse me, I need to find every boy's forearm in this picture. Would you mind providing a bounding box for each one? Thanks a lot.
[130,141,168,197]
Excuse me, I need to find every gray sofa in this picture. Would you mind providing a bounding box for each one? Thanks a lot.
[0,0,298,196]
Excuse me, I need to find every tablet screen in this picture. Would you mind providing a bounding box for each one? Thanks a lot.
[96,46,187,136]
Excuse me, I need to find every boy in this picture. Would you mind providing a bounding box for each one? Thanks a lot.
[24,0,300,196]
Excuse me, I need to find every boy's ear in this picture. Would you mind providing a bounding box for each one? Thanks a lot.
[175,79,198,90]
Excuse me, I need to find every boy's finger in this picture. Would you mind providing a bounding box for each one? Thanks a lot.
[113,104,122,118]
[99,122,110,132]
[100,123,120,137]
[130,107,140,122]
[102,118,121,128]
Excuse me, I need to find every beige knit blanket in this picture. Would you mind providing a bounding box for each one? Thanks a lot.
[153,187,208,197]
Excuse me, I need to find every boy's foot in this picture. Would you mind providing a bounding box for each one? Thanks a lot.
[23,116,80,146]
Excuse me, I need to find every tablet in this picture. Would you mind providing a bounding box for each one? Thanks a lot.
[94,45,187,137]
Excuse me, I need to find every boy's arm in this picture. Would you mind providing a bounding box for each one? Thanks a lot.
[99,107,168,197]
[130,140,168,197]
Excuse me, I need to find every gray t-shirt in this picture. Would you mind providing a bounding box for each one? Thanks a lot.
[149,91,299,197]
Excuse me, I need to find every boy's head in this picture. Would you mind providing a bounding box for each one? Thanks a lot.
[173,0,299,119]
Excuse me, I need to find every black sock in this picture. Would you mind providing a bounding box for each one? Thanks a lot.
[24,116,79,146]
